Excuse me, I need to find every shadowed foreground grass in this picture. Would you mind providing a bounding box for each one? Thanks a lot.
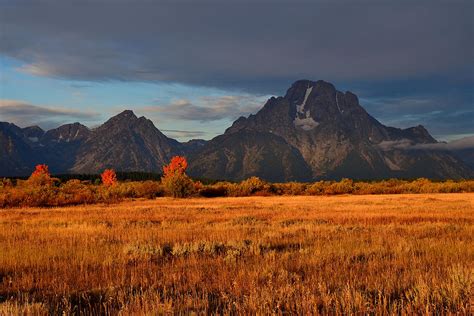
[0,194,473,314]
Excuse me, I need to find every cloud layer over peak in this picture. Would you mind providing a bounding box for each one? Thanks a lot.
[141,95,268,122]
[0,99,100,129]
[378,136,474,152]
[1,1,472,93]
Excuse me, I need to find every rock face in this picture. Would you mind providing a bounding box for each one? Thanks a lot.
[1,80,472,180]
[189,80,472,180]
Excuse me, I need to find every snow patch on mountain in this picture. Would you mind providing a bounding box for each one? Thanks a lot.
[294,115,319,131]
[296,86,313,113]
[294,86,318,130]
[335,92,343,113]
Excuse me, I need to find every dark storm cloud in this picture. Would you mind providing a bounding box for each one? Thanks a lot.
[0,99,100,129]
[356,79,474,138]
[0,0,472,138]
[1,0,472,92]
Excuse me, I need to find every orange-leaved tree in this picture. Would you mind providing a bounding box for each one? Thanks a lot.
[163,156,188,177]
[161,156,194,197]
[31,164,50,177]
[27,164,53,186]
[101,169,117,187]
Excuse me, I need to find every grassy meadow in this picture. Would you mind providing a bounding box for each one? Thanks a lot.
[0,194,473,314]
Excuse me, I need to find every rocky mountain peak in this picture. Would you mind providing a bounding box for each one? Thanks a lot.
[22,126,45,139]
[117,109,137,118]
[42,122,91,144]
[344,91,359,106]
[102,110,138,127]
[109,110,138,121]
[226,79,367,134]
[284,80,335,103]
[401,125,436,143]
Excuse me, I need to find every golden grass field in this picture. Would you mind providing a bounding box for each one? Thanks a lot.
[1,194,473,314]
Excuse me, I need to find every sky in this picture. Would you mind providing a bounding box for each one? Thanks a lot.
[0,0,472,142]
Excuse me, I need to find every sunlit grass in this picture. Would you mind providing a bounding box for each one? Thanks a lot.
[0,194,473,314]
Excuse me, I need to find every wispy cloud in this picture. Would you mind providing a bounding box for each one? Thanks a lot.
[161,129,207,139]
[0,99,100,129]
[142,95,269,122]
[378,136,474,151]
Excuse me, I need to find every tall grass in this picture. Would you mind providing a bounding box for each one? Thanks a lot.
[0,194,472,314]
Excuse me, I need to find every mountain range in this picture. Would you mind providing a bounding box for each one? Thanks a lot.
[1,80,473,181]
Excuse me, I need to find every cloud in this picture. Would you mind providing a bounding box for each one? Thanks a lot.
[358,91,474,139]
[142,95,268,122]
[378,136,474,151]
[161,129,207,139]
[446,136,474,151]
[0,0,472,93]
[0,99,100,129]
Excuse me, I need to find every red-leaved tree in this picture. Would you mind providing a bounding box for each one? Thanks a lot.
[101,169,117,187]
[161,156,194,197]
[27,164,53,186]
[31,164,50,177]
[163,156,188,177]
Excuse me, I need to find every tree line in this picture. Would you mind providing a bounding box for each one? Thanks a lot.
[1,156,473,208]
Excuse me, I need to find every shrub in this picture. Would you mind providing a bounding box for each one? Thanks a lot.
[162,173,195,198]
[325,178,354,195]
[199,184,228,197]
[102,181,164,200]
[57,180,96,205]
[18,184,58,207]
[0,178,13,189]
[132,181,165,198]
[237,177,268,196]
[220,182,241,197]
[274,182,308,195]
[306,181,331,195]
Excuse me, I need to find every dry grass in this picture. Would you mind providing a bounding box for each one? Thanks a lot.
[0,194,473,314]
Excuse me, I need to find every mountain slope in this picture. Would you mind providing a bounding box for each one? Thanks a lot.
[70,110,181,173]
[188,130,312,182]
[0,123,42,176]
[36,123,92,173]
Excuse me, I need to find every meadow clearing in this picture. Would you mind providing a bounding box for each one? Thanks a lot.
[0,193,473,314]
